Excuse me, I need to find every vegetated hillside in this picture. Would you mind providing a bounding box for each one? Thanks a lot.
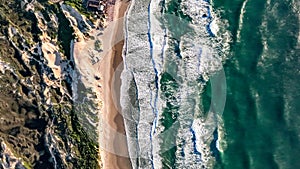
[0,0,100,168]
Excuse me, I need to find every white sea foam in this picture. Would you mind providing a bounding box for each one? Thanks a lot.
[121,0,157,168]
[236,0,248,42]
[121,0,231,168]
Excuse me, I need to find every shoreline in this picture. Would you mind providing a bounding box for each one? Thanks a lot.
[72,0,132,168]
[99,0,132,168]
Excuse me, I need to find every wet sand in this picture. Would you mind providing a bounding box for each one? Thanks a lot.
[99,0,132,169]
[72,0,132,168]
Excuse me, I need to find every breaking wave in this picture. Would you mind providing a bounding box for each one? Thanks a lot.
[119,0,231,168]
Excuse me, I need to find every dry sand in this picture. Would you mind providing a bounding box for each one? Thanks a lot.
[73,0,132,168]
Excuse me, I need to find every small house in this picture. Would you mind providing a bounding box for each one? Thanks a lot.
[86,0,101,9]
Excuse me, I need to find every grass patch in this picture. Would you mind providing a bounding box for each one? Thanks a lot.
[23,161,32,169]
[46,3,75,59]
[64,0,93,19]
[70,108,100,169]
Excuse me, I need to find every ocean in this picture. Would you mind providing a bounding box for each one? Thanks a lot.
[213,0,300,169]
[120,0,300,168]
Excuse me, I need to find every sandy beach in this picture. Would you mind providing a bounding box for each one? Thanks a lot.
[99,0,132,169]
[73,0,132,168]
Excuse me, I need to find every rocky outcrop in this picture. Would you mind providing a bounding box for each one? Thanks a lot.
[0,0,101,168]
[0,140,26,169]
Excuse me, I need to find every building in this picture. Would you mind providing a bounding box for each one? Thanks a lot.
[86,0,101,9]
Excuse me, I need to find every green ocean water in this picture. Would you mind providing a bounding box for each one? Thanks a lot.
[142,0,299,168]
[210,0,300,168]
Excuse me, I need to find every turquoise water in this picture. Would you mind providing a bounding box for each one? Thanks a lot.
[160,0,300,168]
[210,0,300,168]
[124,0,299,168]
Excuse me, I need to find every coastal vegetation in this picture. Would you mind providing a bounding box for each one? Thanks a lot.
[64,0,95,21]
[49,3,75,59]
[0,0,100,168]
